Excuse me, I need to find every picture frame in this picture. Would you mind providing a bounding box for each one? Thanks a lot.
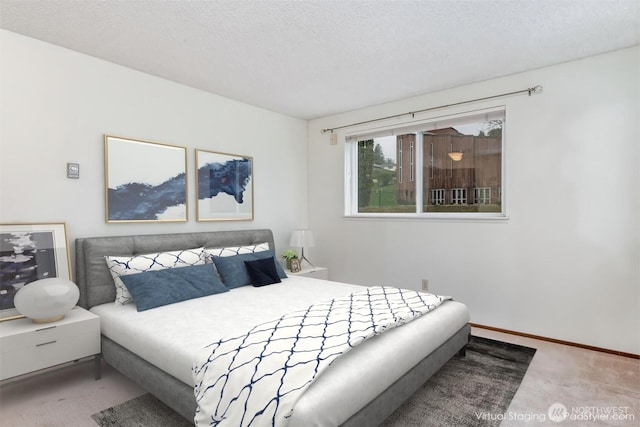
[0,223,71,321]
[290,258,301,273]
[195,149,254,221]
[104,135,188,223]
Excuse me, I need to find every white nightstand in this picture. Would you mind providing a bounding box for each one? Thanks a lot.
[289,266,328,280]
[0,306,101,381]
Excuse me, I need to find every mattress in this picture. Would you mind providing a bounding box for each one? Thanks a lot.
[91,276,469,426]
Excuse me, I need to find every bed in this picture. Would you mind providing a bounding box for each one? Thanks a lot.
[76,229,470,426]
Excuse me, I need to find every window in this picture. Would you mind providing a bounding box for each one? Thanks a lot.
[451,188,467,205]
[346,107,505,218]
[430,188,445,205]
[474,187,491,204]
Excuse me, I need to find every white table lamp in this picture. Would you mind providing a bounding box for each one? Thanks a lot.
[289,229,316,269]
[14,277,80,323]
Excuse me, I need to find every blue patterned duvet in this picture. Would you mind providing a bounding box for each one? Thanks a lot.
[192,286,451,426]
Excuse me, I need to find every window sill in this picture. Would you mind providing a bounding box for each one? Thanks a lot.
[343,213,509,221]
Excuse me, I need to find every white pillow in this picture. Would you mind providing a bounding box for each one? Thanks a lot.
[105,247,206,305]
[204,242,270,259]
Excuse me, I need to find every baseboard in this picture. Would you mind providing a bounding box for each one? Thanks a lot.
[469,323,639,360]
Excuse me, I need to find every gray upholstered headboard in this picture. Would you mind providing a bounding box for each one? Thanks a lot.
[75,229,276,309]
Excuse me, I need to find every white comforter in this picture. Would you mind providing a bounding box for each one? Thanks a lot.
[192,286,451,426]
[91,276,469,426]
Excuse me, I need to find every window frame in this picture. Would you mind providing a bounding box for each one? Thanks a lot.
[344,106,507,220]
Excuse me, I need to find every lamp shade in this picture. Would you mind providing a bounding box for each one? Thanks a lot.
[448,151,463,161]
[14,278,79,323]
[289,229,315,248]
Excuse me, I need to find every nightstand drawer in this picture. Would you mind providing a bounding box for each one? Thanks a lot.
[0,319,97,350]
[0,307,101,381]
[0,331,100,379]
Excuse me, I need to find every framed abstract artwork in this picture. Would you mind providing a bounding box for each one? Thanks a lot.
[195,149,254,221]
[0,222,71,321]
[104,135,188,223]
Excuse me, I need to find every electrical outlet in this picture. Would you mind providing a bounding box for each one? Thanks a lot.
[421,279,429,291]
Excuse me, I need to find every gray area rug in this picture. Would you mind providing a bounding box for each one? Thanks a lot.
[92,392,192,427]
[92,336,535,427]
[382,335,536,427]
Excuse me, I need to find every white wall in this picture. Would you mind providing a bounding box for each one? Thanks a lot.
[0,30,309,262]
[308,47,640,354]
[2,30,637,354]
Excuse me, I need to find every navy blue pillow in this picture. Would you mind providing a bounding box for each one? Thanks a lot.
[120,264,228,311]
[211,250,287,289]
[245,258,281,287]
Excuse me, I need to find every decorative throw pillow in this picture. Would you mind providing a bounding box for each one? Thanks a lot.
[211,250,287,289]
[105,247,206,305]
[120,264,228,311]
[204,242,270,258]
[244,258,282,287]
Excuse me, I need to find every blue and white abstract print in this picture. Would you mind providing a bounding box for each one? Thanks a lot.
[105,136,187,222]
[197,159,252,204]
[196,150,253,221]
[108,173,186,220]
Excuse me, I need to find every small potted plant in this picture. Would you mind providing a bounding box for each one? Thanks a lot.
[281,249,298,270]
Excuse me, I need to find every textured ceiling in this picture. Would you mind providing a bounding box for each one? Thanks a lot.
[1,0,638,119]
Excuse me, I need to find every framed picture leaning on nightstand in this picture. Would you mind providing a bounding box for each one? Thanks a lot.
[290,258,301,273]
[0,222,71,321]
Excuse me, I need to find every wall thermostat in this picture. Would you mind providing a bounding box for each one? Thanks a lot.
[67,163,80,179]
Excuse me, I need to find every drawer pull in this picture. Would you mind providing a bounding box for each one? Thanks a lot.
[35,326,56,332]
[36,340,57,347]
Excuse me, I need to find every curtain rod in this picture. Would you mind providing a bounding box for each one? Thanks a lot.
[320,85,543,134]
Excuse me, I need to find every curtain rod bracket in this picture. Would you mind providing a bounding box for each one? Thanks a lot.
[528,85,543,96]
